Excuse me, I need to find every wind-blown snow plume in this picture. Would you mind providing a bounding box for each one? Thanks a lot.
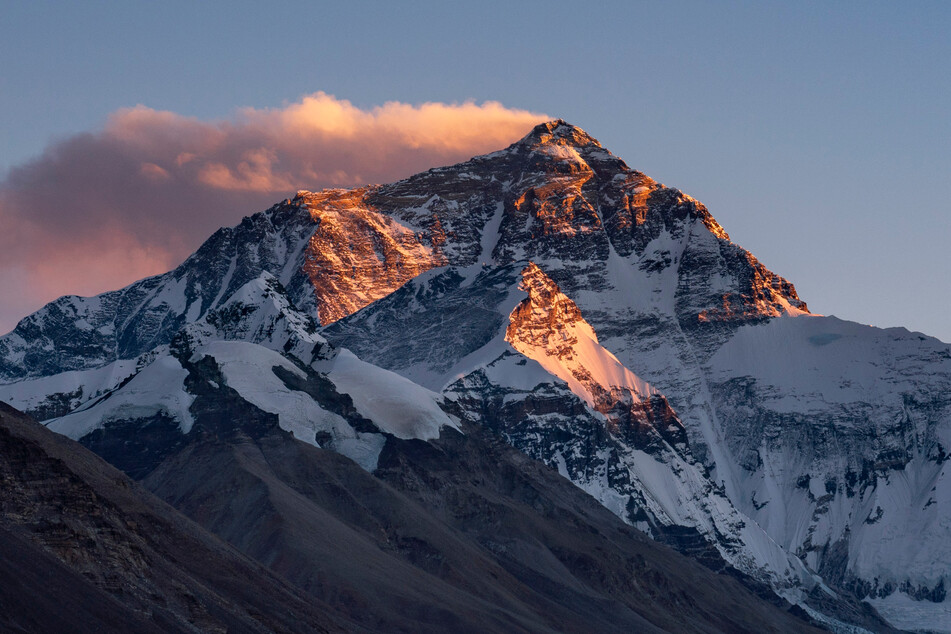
[0,93,547,333]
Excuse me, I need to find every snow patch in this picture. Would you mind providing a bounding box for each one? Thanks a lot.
[200,341,351,449]
[318,348,459,441]
[48,355,194,438]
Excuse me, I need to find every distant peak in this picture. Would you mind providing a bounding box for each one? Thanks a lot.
[518,119,602,149]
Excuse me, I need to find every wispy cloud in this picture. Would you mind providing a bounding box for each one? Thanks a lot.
[0,93,547,333]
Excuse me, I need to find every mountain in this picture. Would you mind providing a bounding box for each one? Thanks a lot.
[1,120,947,631]
[0,401,344,633]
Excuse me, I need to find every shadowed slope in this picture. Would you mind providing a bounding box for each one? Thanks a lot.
[0,402,343,633]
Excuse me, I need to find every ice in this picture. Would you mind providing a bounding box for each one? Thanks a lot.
[0,357,140,414]
[48,355,194,438]
[866,592,951,633]
[317,348,459,441]
[199,341,351,448]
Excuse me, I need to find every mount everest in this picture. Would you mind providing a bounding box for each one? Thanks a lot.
[1,120,947,632]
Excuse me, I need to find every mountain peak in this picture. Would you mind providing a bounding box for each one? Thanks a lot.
[518,119,602,150]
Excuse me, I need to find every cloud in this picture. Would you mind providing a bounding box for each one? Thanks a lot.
[0,93,547,333]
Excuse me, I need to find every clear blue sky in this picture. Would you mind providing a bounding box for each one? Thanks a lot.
[2,1,949,341]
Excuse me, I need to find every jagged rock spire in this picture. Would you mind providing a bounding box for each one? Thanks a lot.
[515,119,603,149]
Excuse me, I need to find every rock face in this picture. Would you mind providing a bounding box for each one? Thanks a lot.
[137,397,825,634]
[505,262,682,448]
[1,119,947,631]
[299,187,448,324]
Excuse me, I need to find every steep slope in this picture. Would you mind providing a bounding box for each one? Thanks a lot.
[0,402,342,633]
[706,316,951,630]
[505,262,662,414]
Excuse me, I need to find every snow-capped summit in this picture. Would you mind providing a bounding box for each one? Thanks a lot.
[1,120,947,631]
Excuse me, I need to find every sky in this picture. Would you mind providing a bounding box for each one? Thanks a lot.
[1,1,949,342]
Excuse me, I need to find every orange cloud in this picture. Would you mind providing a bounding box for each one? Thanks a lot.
[139,162,171,181]
[0,93,548,334]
